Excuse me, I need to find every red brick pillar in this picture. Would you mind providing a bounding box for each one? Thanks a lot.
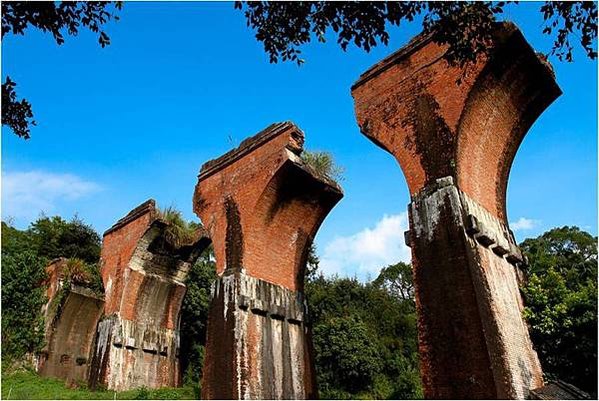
[89,199,210,391]
[194,122,343,399]
[351,23,561,399]
[37,258,104,386]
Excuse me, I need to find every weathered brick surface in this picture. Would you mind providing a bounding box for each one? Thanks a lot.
[352,22,561,220]
[89,200,210,391]
[37,258,105,387]
[352,23,560,399]
[194,122,342,399]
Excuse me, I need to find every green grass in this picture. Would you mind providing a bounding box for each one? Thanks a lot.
[1,370,199,400]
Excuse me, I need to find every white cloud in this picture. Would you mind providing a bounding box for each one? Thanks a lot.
[2,170,101,223]
[319,213,412,280]
[510,217,540,231]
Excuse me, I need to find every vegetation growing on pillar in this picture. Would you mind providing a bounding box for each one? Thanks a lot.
[157,207,199,248]
[48,258,105,324]
[301,150,344,182]
[520,226,598,397]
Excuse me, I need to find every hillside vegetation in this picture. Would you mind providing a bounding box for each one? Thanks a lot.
[1,214,596,399]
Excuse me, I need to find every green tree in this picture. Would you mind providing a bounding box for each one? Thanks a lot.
[314,314,383,397]
[1,251,47,361]
[179,246,217,391]
[305,254,422,399]
[1,221,32,256]
[520,226,598,396]
[28,215,101,264]
[236,1,597,66]
[373,262,414,302]
[1,216,104,363]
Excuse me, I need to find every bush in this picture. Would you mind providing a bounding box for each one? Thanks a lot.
[521,226,598,397]
[179,247,216,386]
[1,251,47,362]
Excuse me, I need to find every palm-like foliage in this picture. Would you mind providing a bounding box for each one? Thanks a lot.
[157,207,198,248]
[301,150,344,182]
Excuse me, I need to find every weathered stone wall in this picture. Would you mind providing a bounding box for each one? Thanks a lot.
[89,199,210,391]
[194,122,342,399]
[203,272,315,399]
[408,178,543,398]
[352,23,561,399]
[37,258,105,387]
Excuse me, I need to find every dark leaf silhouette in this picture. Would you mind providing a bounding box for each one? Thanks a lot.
[235,1,597,67]
[1,1,122,139]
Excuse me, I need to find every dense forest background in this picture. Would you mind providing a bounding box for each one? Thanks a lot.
[1,215,597,398]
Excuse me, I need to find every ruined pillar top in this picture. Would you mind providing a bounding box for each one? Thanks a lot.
[101,198,210,318]
[352,22,561,222]
[193,121,343,292]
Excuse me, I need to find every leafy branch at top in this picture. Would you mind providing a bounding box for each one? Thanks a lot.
[2,76,35,139]
[1,2,122,139]
[235,1,597,66]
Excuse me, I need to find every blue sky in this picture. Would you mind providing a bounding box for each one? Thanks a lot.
[2,2,597,280]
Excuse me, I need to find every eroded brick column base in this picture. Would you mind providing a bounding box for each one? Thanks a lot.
[89,314,181,390]
[408,177,543,399]
[202,272,316,399]
[37,259,104,386]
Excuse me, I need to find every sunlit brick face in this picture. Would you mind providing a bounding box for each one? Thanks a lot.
[194,122,342,399]
[352,23,561,399]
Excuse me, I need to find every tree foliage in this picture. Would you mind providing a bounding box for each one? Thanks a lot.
[179,246,217,393]
[28,215,102,264]
[235,1,597,66]
[520,226,598,397]
[314,315,384,395]
[1,76,35,139]
[1,1,122,139]
[1,216,103,363]
[306,254,422,399]
[4,1,596,139]
[1,250,47,361]
[372,262,414,302]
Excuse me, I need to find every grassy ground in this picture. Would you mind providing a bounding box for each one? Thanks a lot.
[1,370,199,400]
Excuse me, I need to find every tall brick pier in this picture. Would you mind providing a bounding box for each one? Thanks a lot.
[89,200,210,391]
[352,23,561,399]
[194,122,343,399]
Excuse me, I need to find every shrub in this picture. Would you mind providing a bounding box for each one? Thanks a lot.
[1,251,47,362]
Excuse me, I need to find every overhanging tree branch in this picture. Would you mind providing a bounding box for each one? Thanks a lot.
[1,1,122,139]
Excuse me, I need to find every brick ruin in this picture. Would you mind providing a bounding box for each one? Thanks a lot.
[351,22,561,399]
[37,258,104,386]
[35,123,342,397]
[33,21,570,400]
[193,122,343,399]
[88,199,210,391]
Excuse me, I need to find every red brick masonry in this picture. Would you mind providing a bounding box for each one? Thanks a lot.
[88,200,210,391]
[194,122,343,399]
[37,258,104,387]
[352,22,561,399]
